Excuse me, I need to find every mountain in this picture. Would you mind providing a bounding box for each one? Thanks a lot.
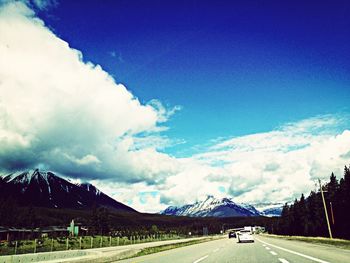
[161,195,262,217]
[260,207,283,217]
[252,202,284,217]
[0,169,136,212]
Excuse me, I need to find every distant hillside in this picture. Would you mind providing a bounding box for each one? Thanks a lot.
[0,169,136,212]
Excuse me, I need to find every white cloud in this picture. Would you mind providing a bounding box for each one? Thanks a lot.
[153,115,350,211]
[64,154,101,166]
[0,1,178,183]
[31,0,57,11]
[183,116,350,204]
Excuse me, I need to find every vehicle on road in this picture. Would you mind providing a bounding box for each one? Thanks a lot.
[228,231,236,238]
[237,230,254,243]
[244,226,252,232]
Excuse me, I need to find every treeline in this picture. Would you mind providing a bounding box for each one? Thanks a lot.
[0,199,276,237]
[272,165,350,239]
[87,208,276,237]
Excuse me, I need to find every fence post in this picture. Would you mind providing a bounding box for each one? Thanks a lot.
[66,237,69,250]
[79,237,82,249]
[100,236,102,248]
[117,237,119,246]
[34,239,37,253]
[91,237,93,249]
[14,241,18,255]
[51,238,54,252]
[109,236,112,246]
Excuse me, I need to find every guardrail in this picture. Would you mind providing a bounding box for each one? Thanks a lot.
[0,234,185,256]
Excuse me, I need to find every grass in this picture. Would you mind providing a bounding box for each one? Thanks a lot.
[261,233,350,250]
[122,237,217,260]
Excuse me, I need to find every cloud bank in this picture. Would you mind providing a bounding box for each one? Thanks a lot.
[96,114,350,212]
[1,1,349,213]
[0,1,179,184]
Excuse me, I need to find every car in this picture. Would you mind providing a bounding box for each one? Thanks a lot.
[228,231,236,238]
[237,230,254,243]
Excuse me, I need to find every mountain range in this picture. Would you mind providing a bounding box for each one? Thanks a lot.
[160,195,283,217]
[0,169,282,217]
[0,169,136,212]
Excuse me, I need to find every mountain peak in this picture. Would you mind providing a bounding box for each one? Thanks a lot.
[5,169,58,184]
[0,169,136,212]
[161,195,261,217]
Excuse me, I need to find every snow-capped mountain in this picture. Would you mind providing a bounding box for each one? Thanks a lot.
[161,195,262,217]
[161,196,284,217]
[0,169,136,212]
[252,202,284,217]
[260,207,283,217]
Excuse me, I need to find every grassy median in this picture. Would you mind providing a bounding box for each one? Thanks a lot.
[261,233,350,250]
[120,237,217,260]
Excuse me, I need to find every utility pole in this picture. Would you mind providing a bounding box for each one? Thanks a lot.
[330,202,335,225]
[319,179,333,239]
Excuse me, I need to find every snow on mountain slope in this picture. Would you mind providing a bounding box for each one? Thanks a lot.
[161,196,284,217]
[0,169,136,212]
[251,202,284,217]
[161,195,261,217]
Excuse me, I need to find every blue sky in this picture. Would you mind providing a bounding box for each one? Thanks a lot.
[36,0,350,157]
[1,0,350,212]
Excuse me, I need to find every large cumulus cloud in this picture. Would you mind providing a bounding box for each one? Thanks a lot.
[0,1,179,183]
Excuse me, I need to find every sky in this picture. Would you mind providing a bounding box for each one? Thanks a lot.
[0,0,350,212]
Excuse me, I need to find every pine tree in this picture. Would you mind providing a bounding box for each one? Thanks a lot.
[274,166,350,238]
[338,166,350,238]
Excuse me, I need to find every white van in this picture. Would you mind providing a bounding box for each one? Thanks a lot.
[237,230,254,243]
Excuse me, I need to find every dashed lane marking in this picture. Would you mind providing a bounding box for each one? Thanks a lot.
[256,237,330,263]
[193,255,209,263]
[278,259,289,263]
[270,251,278,256]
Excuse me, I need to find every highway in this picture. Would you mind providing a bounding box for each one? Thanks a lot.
[116,235,350,263]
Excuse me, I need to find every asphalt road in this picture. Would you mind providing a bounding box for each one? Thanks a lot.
[116,235,350,263]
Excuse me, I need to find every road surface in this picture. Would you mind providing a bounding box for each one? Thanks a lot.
[116,235,350,263]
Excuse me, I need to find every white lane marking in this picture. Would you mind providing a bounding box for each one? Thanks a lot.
[265,247,271,250]
[256,237,330,263]
[193,255,209,263]
[270,251,278,256]
[278,259,290,263]
[262,244,266,247]
[213,248,219,252]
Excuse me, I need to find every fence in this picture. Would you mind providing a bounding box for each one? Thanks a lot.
[0,234,183,256]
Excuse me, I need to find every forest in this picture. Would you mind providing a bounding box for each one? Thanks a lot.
[0,200,275,237]
[273,165,350,239]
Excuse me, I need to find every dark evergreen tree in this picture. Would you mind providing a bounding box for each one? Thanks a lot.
[275,166,350,239]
